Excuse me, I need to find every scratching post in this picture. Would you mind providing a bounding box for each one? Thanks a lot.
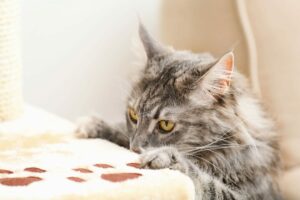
[0,0,73,135]
[0,0,23,121]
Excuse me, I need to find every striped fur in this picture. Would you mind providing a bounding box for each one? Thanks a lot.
[76,24,282,200]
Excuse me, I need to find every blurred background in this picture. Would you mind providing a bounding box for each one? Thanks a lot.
[20,0,300,139]
[21,0,160,122]
[2,0,299,198]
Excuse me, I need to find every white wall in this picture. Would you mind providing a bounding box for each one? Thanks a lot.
[20,0,161,122]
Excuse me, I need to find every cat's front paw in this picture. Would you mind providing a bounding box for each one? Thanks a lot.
[140,147,188,173]
[75,115,107,138]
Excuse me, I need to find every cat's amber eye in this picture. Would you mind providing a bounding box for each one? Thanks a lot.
[158,120,175,133]
[128,108,138,124]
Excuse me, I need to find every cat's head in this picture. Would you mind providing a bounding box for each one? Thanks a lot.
[127,24,237,154]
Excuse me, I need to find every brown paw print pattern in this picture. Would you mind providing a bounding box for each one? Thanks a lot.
[101,173,142,182]
[0,162,143,186]
[73,168,93,173]
[126,163,141,169]
[0,169,13,174]
[0,176,42,186]
[24,167,47,173]
[67,177,86,183]
[94,163,114,168]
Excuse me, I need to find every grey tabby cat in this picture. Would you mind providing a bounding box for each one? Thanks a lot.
[76,24,282,200]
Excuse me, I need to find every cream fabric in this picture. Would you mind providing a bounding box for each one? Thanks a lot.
[0,127,194,200]
[0,106,195,199]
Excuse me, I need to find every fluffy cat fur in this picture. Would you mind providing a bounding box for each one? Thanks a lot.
[76,24,282,200]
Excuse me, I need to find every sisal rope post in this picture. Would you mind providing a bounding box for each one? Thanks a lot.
[0,0,23,121]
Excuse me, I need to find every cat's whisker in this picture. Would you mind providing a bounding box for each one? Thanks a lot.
[193,116,260,156]
[178,122,247,155]
[181,142,253,155]
[178,133,232,151]
[215,110,260,158]
[180,133,237,154]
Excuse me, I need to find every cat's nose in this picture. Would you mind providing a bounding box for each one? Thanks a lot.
[130,137,146,154]
[131,147,141,154]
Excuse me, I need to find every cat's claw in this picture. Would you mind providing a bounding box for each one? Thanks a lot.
[140,147,188,173]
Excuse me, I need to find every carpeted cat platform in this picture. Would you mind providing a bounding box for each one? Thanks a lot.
[0,107,195,200]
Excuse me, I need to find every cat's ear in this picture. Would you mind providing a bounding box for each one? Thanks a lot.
[139,22,166,59]
[201,52,234,96]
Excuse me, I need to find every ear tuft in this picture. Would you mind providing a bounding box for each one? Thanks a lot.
[219,52,234,88]
[201,52,235,97]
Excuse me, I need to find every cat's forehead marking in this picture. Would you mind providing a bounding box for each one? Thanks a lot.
[159,109,173,119]
[128,96,142,110]
[158,107,184,120]
[147,119,157,133]
[143,105,160,118]
[133,97,141,110]
[129,96,160,118]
